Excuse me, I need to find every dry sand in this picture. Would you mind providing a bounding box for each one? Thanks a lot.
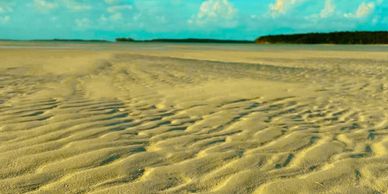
[0,42,388,194]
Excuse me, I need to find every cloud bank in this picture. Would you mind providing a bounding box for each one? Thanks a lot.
[0,0,386,40]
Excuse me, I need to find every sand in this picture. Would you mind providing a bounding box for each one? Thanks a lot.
[0,42,387,194]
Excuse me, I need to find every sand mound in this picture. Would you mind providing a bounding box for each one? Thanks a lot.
[0,43,387,193]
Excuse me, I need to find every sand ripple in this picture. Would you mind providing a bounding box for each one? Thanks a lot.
[0,45,388,193]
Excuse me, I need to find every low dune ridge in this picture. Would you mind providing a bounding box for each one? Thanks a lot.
[0,43,388,193]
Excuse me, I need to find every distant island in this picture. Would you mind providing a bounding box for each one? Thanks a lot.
[0,39,111,42]
[256,31,388,44]
[36,39,110,43]
[115,38,253,44]
[2,32,387,44]
[117,31,388,44]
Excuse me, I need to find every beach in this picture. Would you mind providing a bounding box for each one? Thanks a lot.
[0,42,387,193]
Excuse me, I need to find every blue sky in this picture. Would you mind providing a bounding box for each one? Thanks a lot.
[0,0,387,40]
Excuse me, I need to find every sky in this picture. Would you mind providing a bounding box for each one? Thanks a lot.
[0,0,387,40]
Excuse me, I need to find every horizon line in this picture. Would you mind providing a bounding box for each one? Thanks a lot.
[1,30,387,43]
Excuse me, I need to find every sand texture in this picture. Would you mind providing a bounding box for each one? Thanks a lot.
[0,42,388,194]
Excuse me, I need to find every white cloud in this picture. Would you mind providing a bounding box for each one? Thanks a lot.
[33,0,90,12]
[0,4,12,13]
[33,0,57,11]
[75,18,91,28]
[105,0,119,5]
[189,0,237,27]
[0,15,10,24]
[63,0,91,11]
[99,5,132,22]
[320,0,335,18]
[107,5,132,13]
[345,2,375,19]
[0,3,12,24]
[108,13,123,21]
[355,2,375,18]
[269,0,304,15]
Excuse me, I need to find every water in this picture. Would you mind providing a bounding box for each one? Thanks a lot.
[1,41,388,52]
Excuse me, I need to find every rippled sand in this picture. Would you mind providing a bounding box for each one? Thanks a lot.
[1,42,388,194]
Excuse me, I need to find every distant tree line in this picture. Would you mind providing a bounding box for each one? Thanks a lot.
[256,31,388,44]
[23,31,388,44]
[115,38,135,42]
[115,38,253,44]
[38,39,109,42]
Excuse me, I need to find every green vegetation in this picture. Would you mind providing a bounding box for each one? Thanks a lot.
[0,39,110,43]
[115,38,253,43]
[37,39,110,43]
[256,31,388,44]
[4,31,388,45]
[115,37,135,42]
